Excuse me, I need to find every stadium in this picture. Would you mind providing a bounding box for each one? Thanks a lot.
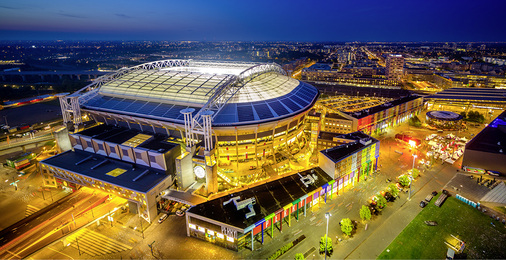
[56,60,319,198]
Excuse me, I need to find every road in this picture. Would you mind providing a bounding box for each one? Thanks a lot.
[0,189,110,259]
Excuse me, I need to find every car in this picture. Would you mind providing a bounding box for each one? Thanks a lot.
[431,191,438,196]
[158,213,168,223]
[419,201,428,208]
[176,210,185,217]
[425,194,434,202]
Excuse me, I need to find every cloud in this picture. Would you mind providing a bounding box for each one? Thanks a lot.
[58,12,87,19]
[115,13,132,19]
[0,5,20,9]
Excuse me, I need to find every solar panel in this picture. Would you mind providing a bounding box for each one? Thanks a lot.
[253,104,274,120]
[136,102,160,114]
[124,100,148,112]
[268,101,289,116]
[100,98,123,110]
[280,98,301,112]
[291,95,309,107]
[150,104,173,117]
[237,105,255,122]
[111,100,132,110]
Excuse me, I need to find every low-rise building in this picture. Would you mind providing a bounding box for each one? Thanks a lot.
[462,110,506,175]
[319,131,380,184]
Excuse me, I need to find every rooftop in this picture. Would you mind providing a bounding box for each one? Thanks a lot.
[425,88,506,102]
[320,131,379,163]
[42,150,168,193]
[344,95,421,119]
[466,110,506,154]
[80,60,319,126]
[76,124,178,153]
[187,167,332,230]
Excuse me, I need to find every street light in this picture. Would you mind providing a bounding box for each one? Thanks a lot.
[325,212,331,260]
[409,154,417,200]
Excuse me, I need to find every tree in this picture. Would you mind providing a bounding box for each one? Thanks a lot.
[459,111,467,120]
[340,218,354,236]
[398,175,411,187]
[410,168,420,179]
[319,235,333,256]
[294,253,305,260]
[388,183,399,197]
[408,116,422,127]
[374,194,387,209]
[360,205,372,221]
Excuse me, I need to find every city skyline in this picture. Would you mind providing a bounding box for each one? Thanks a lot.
[1,0,505,42]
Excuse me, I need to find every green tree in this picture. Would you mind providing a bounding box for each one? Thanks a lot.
[294,253,305,260]
[340,218,354,236]
[319,235,333,256]
[360,205,372,221]
[410,168,420,178]
[408,116,422,127]
[398,175,411,187]
[374,194,387,209]
[388,183,399,197]
[459,111,467,120]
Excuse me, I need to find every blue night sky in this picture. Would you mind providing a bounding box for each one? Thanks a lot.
[0,0,504,42]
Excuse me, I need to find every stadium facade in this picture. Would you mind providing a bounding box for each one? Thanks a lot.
[41,60,319,222]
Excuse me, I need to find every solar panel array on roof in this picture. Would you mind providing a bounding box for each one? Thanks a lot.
[237,105,255,122]
[83,81,318,126]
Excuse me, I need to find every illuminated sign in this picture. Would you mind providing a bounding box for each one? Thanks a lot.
[194,165,206,179]
[216,233,224,239]
[189,224,196,229]
[197,226,205,232]
[207,230,214,236]
[226,236,234,243]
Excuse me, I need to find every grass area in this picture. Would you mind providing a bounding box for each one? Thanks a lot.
[495,206,506,215]
[378,196,506,259]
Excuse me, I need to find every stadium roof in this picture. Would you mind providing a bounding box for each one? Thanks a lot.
[79,60,318,126]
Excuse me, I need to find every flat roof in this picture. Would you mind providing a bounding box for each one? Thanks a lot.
[320,132,379,163]
[187,167,333,230]
[318,131,340,141]
[76,125,178,153]
[425,88,506,102]
[41,150,167,193]
[466,110,506,154]
[344,95,421,119]
[326,113,349,120]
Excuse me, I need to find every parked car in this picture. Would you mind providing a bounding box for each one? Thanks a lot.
[431,191,438,196]
[419,201,428,208]
[176,210,185,217]
[158,213,168,223]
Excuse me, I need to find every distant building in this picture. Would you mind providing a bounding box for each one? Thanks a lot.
[386,54,404,81]
[462,110,506,175]
[315,95,423,135]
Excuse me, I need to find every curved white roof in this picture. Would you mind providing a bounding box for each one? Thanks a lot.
[80,59,319,126]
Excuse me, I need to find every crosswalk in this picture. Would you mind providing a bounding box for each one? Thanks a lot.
[65,228,132,257]
[25,205,39,217]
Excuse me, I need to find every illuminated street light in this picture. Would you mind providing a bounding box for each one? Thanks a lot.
[325,212,331,260]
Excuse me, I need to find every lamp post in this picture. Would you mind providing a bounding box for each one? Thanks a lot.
[409,154,417,200]
[325,212,331,260]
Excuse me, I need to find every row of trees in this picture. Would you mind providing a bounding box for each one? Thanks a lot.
[460,111,486,123]
[297,170,416,260]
